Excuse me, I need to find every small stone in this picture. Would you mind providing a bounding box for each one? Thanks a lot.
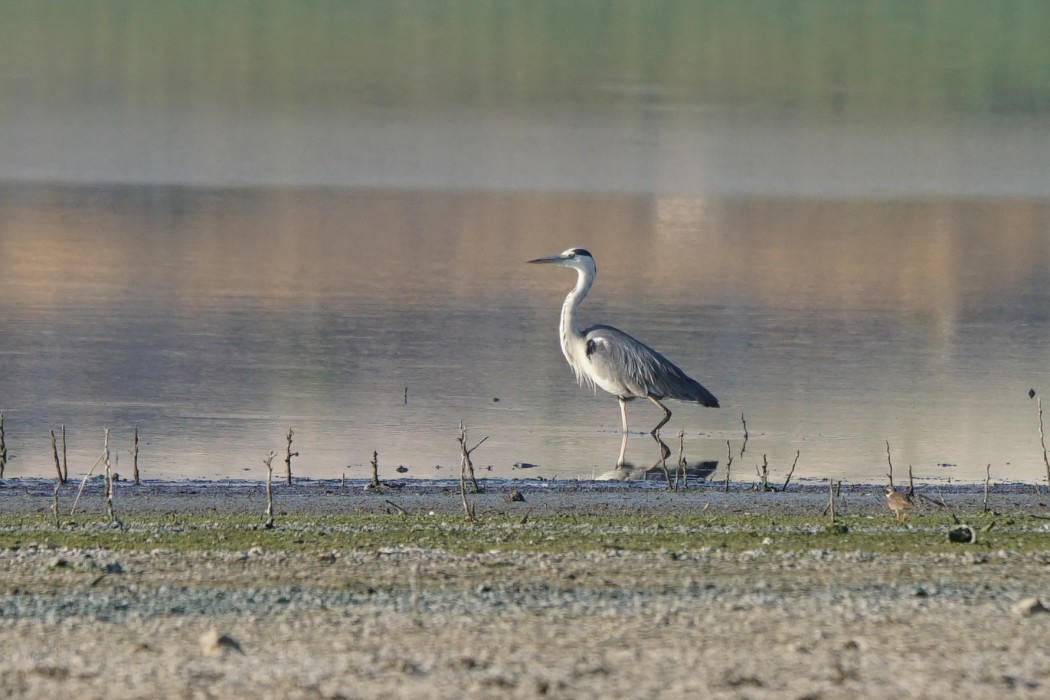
[504,490,526,503]
[48,557,68,569]
[761,537,774,546]
[104,561,123,574]
[1011,598,1049,616]
[395,466,409,473]
[199,628,244,656]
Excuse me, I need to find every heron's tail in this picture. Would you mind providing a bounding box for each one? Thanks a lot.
[673,377,719,408]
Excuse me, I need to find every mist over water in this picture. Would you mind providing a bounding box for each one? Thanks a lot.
[2,2,1049,483]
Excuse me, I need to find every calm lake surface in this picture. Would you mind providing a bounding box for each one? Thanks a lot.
[2,2,1050,483]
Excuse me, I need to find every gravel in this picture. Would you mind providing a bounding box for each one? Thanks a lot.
[1,478,1049,698]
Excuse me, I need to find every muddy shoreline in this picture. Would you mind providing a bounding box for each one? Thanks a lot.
[2,476,1044,518]
[1,478,1049,699]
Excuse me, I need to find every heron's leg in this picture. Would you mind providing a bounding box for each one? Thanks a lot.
[616,431,628,467]
[618,396,629,433]
[648,397,672,436]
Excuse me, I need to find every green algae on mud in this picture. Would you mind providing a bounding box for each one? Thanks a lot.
[0,511,1048,556]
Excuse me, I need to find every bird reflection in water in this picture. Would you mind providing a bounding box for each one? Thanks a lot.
[597,432,717,484]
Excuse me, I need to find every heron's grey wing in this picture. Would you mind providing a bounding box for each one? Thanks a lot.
[583,324,719,407]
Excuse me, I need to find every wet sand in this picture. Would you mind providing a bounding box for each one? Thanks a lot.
[1,478,1049,699]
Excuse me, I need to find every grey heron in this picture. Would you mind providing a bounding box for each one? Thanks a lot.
[528,247,719,436]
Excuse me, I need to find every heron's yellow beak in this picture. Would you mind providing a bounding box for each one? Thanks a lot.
[527,255,564,265]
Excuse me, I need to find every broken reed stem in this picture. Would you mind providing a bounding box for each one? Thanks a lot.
[457,422,486,494]
[369,450,382,489]
[739,413,749,458]
[459,459,472,521]
[51,480,60,529]
[103,429,117,523]
[70,449,107,516]
[1040,398,1050,493]
[110,454,122,525]
[908,464,914,497]
[756,454,770,491]
[284,428,298,486]
[61,424,68,483]
[724,440,733,493]
[264,451,276,528]
[885,440,894,488]
[782,450,800,492]
[457,422,487,521]
[0,410,6,479]
[983,463,991,513]
[676,430,687,491]
[828,479,836,522]
[404,386,408,405]
[458,452,477,524]
[50,430,64,484]
[132,427,139,485]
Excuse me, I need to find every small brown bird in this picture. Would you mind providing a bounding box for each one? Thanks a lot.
[885,486,914,521]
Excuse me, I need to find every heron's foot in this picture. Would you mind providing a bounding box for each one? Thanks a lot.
[649,433,671,460]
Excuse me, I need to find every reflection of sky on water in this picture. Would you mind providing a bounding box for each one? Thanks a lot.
[1,188,1049,483]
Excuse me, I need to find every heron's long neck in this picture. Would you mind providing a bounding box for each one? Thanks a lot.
[560,266,592,384]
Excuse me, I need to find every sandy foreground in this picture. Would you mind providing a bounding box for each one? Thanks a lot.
[1,478,1049,699]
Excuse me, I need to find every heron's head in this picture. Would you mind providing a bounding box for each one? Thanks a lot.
[527,248,595,273]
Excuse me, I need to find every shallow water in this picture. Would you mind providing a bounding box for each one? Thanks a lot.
[2,2,1050,483]
[3,187,1049,483]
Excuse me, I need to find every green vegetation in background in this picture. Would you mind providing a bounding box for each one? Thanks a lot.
[1,0,1048,117]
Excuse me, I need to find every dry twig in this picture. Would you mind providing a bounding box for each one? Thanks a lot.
[1040,398,1050,493]
[675,430,687,491]
[821,480,842,518]
[103,429,122,527]
[457,422,486,494]
[724,440,733,493]
[264,451,276,528]
[61,424,68,483]
[0,411,6,479]
[782,450,800,492]
[983,464,991,513]
[51,480,60,529]
[369,450,382,489]
[50,430,64,483]
[739,413,749,458]
[70,449,107,516]
[284,428,299,486]
[885,440,894,488]
[828,479,836,522]
[756,454,770,492]
[131,427,139,485]
[457,422,487,521]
